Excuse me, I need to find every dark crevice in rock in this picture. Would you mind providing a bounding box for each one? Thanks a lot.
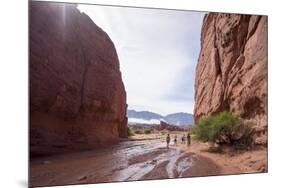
[247,16,262,41]
[214,48,222,76]
[238,15,251,54]
[242,96,263,119]
[79,59,90,113]
[78,45,90,113]
[72,16,91,115]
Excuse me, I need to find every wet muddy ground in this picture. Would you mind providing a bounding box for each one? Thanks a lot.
[30,138,220,187]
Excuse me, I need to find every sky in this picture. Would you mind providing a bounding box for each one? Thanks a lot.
[78,4,205,115]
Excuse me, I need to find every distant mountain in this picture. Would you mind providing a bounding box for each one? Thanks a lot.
[127,110,163,120]
[165,112,194,126]
[127,109,194,126]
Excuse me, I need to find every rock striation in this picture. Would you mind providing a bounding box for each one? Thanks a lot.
[30,1,127,156]
[194,13,267,143]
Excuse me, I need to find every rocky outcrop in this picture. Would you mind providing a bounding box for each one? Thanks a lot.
[194,13,267,143]
[30,1,127,156]
[156,121,187,131]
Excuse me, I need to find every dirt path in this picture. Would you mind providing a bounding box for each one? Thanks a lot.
[30,134,266,187]
[176,139,267,174]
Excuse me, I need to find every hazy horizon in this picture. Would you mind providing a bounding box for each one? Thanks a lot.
[127,108,193,116]
[78,5,205,115]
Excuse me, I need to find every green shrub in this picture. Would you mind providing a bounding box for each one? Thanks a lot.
[192,116,214,142]
[134,130,143,134]
[127,128,135,136]
[144,128,152,134]
[193,111,253,146]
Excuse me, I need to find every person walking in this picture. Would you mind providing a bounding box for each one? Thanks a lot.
[166,134,171,148]
[174,135,177,145]
[181,134,186,144]
[187,133,191,146]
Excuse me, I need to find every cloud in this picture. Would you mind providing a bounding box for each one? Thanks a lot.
[78,4,205,115]
[128,118,163,124]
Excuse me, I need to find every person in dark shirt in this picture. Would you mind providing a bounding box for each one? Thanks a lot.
[187,133,191,146]
[166,134,171,148]
[174,135,177,145]
[181,134,186,144]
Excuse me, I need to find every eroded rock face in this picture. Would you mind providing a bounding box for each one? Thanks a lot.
[30,1,127,156]
[194,13,267,142]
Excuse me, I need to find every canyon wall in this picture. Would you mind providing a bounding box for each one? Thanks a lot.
[30,1,127,156]
[194,13,267,143]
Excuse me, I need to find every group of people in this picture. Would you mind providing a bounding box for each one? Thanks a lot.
[166,133,191,148]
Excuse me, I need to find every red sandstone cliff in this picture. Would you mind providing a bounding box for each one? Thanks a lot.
[30,1,127,156]
[194,13,267,143]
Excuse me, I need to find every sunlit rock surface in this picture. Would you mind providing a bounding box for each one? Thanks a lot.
[30,1,127,156]
[194,13,267,144]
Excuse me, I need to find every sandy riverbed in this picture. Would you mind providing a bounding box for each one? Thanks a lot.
[30,133,267,187]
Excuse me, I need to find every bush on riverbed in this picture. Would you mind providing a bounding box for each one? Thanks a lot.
[127,127,135,136]
[144,128,152,134]
[192,111,253,148]
[134,129,143,134]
